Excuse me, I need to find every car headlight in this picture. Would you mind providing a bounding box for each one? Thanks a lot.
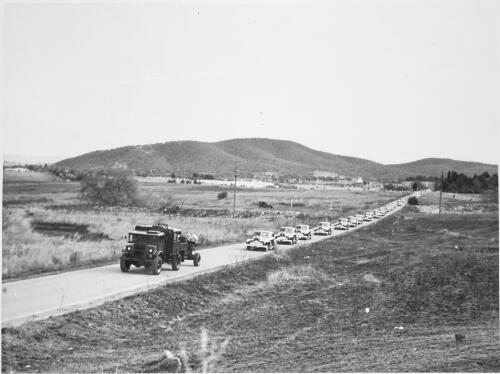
[148,248,153,253]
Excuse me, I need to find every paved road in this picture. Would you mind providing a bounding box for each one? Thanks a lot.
[2,195,416,327]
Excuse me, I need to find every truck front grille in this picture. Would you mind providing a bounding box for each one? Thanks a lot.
[131,244,146,258]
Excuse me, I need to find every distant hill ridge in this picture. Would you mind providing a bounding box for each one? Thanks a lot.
[55,138,497,180]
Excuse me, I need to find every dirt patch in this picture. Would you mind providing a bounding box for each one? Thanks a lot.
[417,205,440,214]
[437,229,464,238]
[417,203,489,215]
[363,273,381,283]
[31,221,111,242]
[353,258,372,265]
[267,264,326,285]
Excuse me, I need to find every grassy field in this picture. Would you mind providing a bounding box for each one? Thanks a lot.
[2,204,498,372]
[137,182,406,218]
[417,191,498,214]
[2,174,407,279]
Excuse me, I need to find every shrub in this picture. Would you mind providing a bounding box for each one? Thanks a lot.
[407,196,419,205]
[217,191,228,200]
[412,181,426,191]
[80,172,138,206]
[258,201,273,209]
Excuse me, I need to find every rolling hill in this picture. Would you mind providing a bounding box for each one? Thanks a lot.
[390,158,497,178]
[54,138,497,180]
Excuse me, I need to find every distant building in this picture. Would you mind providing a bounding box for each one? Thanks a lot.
[313,170,339,179]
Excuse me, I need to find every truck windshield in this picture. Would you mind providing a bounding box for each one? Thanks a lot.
[129,234,158,245]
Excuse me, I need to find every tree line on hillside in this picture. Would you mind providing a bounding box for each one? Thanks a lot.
[18,164,217,183]
[405,175,440,182]
[383,183,412,191]
[436,171,498,193]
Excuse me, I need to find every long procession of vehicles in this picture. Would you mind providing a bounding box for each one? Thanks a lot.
[245,195,414,251]
[120,195,417,272]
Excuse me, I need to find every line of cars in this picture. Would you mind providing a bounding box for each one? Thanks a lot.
[331,197,405,231]
[245,224,313,251]
[245,196,408,251]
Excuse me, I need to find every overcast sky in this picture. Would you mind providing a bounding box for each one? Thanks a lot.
[2,0,499,165]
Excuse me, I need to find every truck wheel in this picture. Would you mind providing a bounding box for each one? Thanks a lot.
[193,253,201,267]
[172,255,181,271]
[120,259,130,272]
[151,257,162,275]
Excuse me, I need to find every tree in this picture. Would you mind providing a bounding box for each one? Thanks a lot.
[408,196,419,205]
[80,172,138,205]
[411,182,426,191]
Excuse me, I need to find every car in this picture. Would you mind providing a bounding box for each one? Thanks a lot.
[314,221,332,235]
[363,212,373,222]
[120,223,200,275]
[276,226,298,244]
[372,210,381,219]
[246,230,277,251]
[347,216,358,227]
[295,224,312,240]
[334,218,349,230]
[355,214,365,224]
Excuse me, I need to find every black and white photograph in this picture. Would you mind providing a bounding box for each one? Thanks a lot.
[1,0,499,372]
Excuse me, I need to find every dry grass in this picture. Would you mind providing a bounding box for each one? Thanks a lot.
[2,207,275,279]
[417,191,498,214]
[2,178,405,279]
[2,206,498,372]
[266,264,327,285]
[138,183,407,219]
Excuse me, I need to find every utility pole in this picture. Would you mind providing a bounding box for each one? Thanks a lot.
[233,167,238,218]
[438,171,443,216]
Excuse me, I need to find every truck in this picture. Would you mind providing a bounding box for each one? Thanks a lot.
[120,224,200,275]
